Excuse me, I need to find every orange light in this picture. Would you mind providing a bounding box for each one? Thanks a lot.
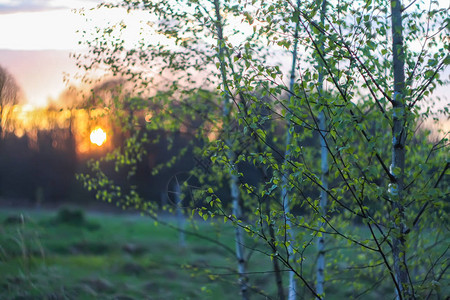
[145,113,152,123]
[90,127,107,146]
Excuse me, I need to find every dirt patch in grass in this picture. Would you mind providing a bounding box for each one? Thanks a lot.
[80,277,114,293]
[44,292,67,300]
[70,241,112,255]
[120,262,147,275]
[122,243,147,255]
[111,295,136,300]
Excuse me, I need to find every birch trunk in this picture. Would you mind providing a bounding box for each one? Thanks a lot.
[281,1,301,297]
[213,0,248,298]
[315,0,328,298]
[281,120,296,300]
[231,171,248,299]
[390,0,409,298]
[315,115,327,298]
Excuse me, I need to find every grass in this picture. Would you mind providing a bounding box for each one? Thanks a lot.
[0,208,274,300]
[0,208,447,299]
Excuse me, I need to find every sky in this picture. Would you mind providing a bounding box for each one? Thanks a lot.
[0,1,95,50]
[0,0,171,107]
[0,0,102,107]
[0,0,448,110]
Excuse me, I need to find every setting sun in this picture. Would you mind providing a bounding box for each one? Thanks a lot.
[90,128,107,146]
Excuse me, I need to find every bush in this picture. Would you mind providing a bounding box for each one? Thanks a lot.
[55,206,86,226]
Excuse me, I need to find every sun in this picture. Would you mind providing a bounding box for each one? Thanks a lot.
[90,127,107,146]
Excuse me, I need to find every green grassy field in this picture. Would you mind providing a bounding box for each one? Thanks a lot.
[0,208,288,300]
[0,208,446,299]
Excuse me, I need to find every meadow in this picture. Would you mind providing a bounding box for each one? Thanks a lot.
[0,208,284,300]
[0,208,445,299]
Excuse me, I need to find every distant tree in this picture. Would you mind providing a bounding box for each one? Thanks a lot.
[0,66,22,197]
[0,65,21,139]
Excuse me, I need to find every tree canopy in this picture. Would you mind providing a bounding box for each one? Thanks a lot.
[76,0,449,298]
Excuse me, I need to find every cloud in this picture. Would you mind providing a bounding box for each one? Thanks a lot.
[0,0,100,14]
[0,0,64,14]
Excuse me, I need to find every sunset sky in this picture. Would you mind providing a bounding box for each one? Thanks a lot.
[0,0,448,109]
[0,0,173,107]
[0,0,102,107]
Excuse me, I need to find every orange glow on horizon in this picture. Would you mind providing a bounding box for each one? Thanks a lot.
[8,104,113,155]
[90,127,107,146]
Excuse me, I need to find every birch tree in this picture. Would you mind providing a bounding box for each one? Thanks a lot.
[213,0,248,296]
[280,0,303,298]
[315,0,328,297]
[76,0,449,298]
[76,0,266,297]
[389,0,409,297]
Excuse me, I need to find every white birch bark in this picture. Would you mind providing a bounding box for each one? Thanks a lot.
[231,171,248,300]
[389,0,409,298]
[316,0,328,297]
[316,114,327,298]
[213,0,248,298]
[281,1,301,298]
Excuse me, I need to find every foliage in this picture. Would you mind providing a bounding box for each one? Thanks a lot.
[75,0,449,298]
